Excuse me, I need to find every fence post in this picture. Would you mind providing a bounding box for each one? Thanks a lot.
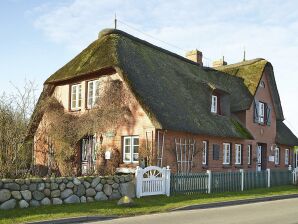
[240,169,244,191]
[207,170,212,194]
[267,168,271,188]
[135,166,142,198]
[165,166,171,196]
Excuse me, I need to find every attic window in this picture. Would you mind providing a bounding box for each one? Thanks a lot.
[71,84,82,111]
[259,81,265,88]
[87,80,100,109]
[211,94,221,114]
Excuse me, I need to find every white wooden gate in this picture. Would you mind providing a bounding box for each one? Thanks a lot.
[135,166,171,198]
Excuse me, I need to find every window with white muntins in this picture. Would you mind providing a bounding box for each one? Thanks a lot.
[223,143,231,165]
[123,136,139,163]
[285,149,289,165]
[211,95,217,113]
[258,101,265,124]
[87,80,100,109]
[235,144,242,165]
[71,84,82,110]
[202,141,207,165]
[275,147,280,165]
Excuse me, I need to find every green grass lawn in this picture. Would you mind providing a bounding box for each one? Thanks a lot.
[0,185,297,224]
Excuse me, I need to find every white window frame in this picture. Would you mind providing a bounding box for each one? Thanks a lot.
[202,141,207,165]
[235,144,242,165]
[223,143,231,165]
[71,83,82,111]
[123,136,139,163]
[247,145,252,165]
[211,95,218,113]
[285,148,289,165]
[87,80,100,109]
[275,147,280,165]
[258,102,265,124]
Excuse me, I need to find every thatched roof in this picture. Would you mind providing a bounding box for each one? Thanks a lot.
[276,121,298,146]
[28,29,295,144]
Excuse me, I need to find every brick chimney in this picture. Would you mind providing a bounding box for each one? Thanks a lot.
[186,49,203,66]
[212,57,227,67]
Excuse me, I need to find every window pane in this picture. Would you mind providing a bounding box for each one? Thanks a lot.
[133,146,139,154]
[125,153,131,161]
[133,137,139,146]
[124,138,131,146]
[125,146,131,153]
[133,153,139,161]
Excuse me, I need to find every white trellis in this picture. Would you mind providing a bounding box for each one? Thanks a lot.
[157,131,166,167]
[135,166,171,198]
[175,138,196,173]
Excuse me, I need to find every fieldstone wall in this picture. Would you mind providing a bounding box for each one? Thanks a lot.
[0,175,135,210]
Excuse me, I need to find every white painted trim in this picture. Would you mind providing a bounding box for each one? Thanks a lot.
[223,143,231,165]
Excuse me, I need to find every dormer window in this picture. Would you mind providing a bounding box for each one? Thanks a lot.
[71,83,82,111]
[258,101,265,123]
[211,94,218,114]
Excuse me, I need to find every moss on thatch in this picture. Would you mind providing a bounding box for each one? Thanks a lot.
[276,121,298,146]
[31,29,259,139]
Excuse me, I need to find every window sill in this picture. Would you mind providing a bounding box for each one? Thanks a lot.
[234,164,243,168]
[222,164,232,168]
[70,109,81,112]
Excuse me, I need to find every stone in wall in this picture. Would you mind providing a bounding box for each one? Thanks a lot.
[0,174,135,210]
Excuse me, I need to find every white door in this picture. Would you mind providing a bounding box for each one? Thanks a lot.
[257,145,262,171]
[295,152,298,168]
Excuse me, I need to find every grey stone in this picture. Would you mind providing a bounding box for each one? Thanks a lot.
[4,183,20,191]
[21,184,28,191]
[63,178,68,183]
[73,178,81,185]
[83,181,90,188]
[80,196,86,203]
[61,189,73,199]
[32,191,45,201]
[87,197,94,202]
[117,196,134,206]
[110,191,121,200]
[44,178,51,183]
[67,177,73,181]
[64,195,80,204]
[75,184,85,197]
[44,189,51,197]
[0,189,11,202]
[50,183,58,190]
[41,197,51,205]
[120,182,135,198]
[15,179,25,185]
[29,200,40,207]
[31,178,42,183]
[107,179,114,185]
[119,176,125,183]
[37,183,45,191]
[0,181,2,188]
[51,190,61,198]
[91,177,101,188]
[0,199,16,210]
[84,177,93,183]
[11,191,22,200]
[52,198,63,205]
[66,182,74,188]
[95,183,103,192]
[86,188,96,197]
[59,183,66,191]
[103,184,113,196]
[56,178,63,184]
[50,178,56,183]
[73,185,78,193]
[21,190,32,201]
[100,179,107,184]
[124,175,131,182]
[45,183,51,188]
[19,200,29,209]
[29,183,37,191]
[94,192,108,201]
[114,176,120,183]
[2,179,13,183]
[112,183,119,189]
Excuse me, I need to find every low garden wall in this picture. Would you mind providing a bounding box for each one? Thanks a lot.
[0,175,135,210]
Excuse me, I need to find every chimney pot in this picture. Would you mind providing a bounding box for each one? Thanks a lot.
[212,58,227,67]
[186,49,203,66]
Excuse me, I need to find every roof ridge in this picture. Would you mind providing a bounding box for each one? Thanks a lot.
[216,58,266,70]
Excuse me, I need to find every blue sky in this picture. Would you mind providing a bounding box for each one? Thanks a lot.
[1,0,298,134]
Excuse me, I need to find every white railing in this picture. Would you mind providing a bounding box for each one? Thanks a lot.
[135,166,171,198]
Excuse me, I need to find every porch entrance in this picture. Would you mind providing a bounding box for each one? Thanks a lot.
[257,144,267,171]
[81,135,97,175]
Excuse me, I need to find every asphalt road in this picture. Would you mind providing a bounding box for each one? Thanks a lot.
[91,198,298,224]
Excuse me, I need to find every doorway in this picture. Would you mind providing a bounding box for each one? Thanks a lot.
[257,144,267,171]
[81,135,97,175]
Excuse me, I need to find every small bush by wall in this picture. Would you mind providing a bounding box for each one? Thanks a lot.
[0,175,135,210]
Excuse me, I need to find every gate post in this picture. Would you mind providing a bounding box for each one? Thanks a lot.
[240,169,244,191]
[267,168,271,188]
[135,166,142,198]
[165,166,171,196]
[207,170,212,194]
